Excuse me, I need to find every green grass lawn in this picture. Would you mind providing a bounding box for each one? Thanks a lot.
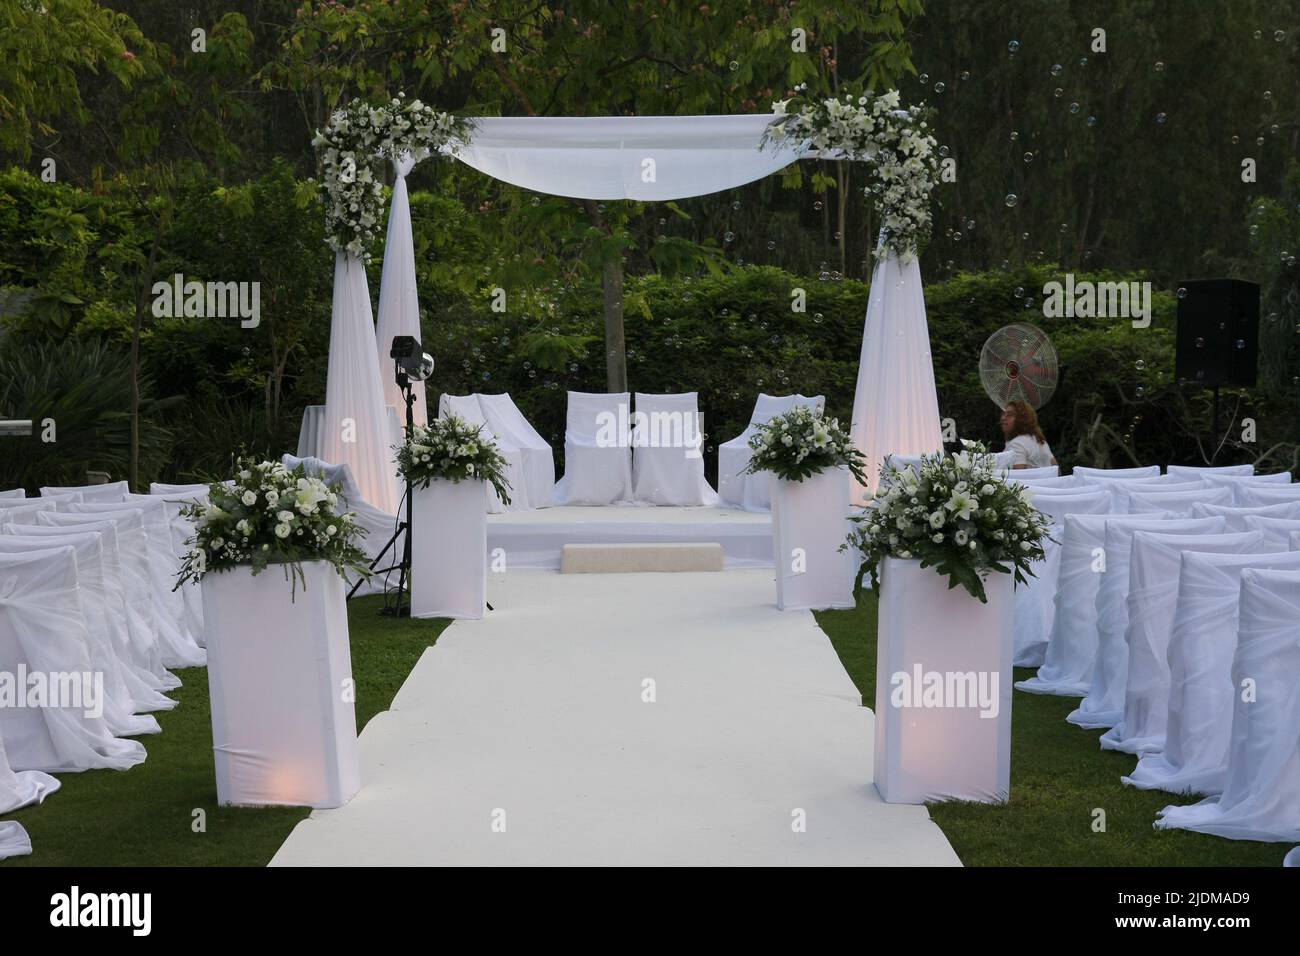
[1,595,448,867]
[814,588,1292,867]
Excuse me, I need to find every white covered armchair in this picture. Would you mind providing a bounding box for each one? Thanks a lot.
[718,393,823,512]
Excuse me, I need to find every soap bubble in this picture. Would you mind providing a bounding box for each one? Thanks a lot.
[1054,87,1064,98]
[1023,152,1034,163]
[1009,130,1019,141]
[1275,30,1285,41]
[919,73,930,84]
[934,81,946,93]
[1264,90,1273,100]
[1154,61,1165,72]
[1086,115,1097,127]
[960,70,971,81]
[1135,359,1146,370]
[729,61,738,71]
[1156,112,1167,124]
[1005,193,1019,207]
[1069,102,1080,114]
[1177,287,1189,298]
[1008,40,1021,53]
[1050,64,1062,76]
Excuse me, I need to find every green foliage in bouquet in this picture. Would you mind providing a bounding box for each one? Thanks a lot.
[846,447,1051,602]
[395,414,513,506]
[175,458,370,591]
[743,404,868,485]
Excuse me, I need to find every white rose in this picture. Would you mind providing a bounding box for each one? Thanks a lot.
[241,491,257,506]
[275,523,291,539]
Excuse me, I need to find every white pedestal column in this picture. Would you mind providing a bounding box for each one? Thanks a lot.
[410,478,487,619]
[874,556,1014,804]
[769,466,856,610]
[201,561,360,808]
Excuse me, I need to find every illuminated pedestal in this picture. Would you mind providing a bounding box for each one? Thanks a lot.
[874,556,1013,804]
[201,561,359,808]
[410,478,488,620]
[769,466,856,611]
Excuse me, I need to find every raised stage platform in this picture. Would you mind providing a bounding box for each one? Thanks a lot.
[486,505,773,570]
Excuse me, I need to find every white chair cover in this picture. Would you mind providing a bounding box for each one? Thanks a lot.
[1016,513,1176,696]
[1154,568,1300,840]
[40,480,129,502]
[1010,466,1062,479]
[0,500,55,521]
[1200,471,1294,504]
[1066,516,1225,730]
[438,393,527,513]
[34,511,179,691]
[149,481,216,497]
[66,502,206,669]
[1013,488,1112,668]
[476,393,555,510]
[1073,465,1161,479]
[1240,484,1300,506]
[719,393,797,509]
[1012,474,1077,489]
[1128,485,1229,517]
[1242,514,1300,552]
[882,453,926,478]
[0,728,59,861]
[631,392,718,506]
[0,489,25,499]
[1165,464,1254,480]
[1191,499,1300,531]
[0,520,176,711]
[553,391,633,505]
[0,532,160,738]
[0,547,147,772]
[1100,529,1264,755]
[1125,549,1300,795]
[1075,474,1168,512]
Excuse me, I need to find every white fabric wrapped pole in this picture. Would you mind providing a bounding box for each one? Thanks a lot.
[1067,516,1224,730]
[1191,499,1300,531]
[322,251,400,514]
[375,154,429,428]
[1128,485,1230,517]
[1154,568,1300,840]
[1100,530,1264,755]
[1125,549,1300,795]
[850,252,943,500]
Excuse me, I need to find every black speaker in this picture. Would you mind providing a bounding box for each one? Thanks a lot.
[1174,279,1259,387]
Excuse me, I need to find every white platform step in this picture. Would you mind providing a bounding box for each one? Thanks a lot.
[560,542,725,573]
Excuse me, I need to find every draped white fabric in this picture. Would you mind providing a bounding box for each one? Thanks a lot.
[850,252,943,500]
[1125,549,1300,795]
[438,393,524,513]
[1165,464,1254,480]
[40,481,129,501]
[554,391,633,506]
[1240,484,1300,506]
[1127,485,1229,517]
[1243,514,1300,551]
[1154,569,1300,839]
[0,701,60,860]
[476,393,555,509]
[1200,471,1293,504]
[322,252,401,514]
[1067,517,1224,731]
[1073,465,1161,479]
[375,154,429,427]
[719,394,823,511]
[630,392,718,506]
[0,489,25,499]
[1191,499,1300,531]
[1100,530,1264,755]
[450,115,805,201]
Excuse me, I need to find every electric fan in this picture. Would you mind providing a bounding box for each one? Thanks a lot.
[979,323,1059,408]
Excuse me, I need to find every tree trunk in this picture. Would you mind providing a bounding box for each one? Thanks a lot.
[602,257,627,392]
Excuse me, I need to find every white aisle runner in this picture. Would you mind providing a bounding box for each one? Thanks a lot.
[270,570,959,866]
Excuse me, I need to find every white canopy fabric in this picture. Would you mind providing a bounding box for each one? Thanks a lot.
[330,114,940,511]
[375,154,429,428]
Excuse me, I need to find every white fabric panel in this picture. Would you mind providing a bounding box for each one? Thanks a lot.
[438,393,526,513]
[1010,466,1062,480]
[1200,471,1293,504]
[410,480,487,619]
[452,114,805,201]
[1166,464,1254,480]
[145,487,210,646]
[850,252,943,500]
[2,520,176,711]
[476,393,555,510]
[375,155,429,427]
[874,557,1013,803]
[1075,474,1165,512]
[0,696,61,826]
[149,482,212,497]
[40,480,129,501]
[0,501,55,521]
[1128,485,1229,517]
[321,251,401,514]
[65,502,205,669]
[1066,517,1225,730]
[1017,514,1177,697]
[1013,489,1113,668]
[770,467,856,610]
[1240,484,1300,506]
[1191,499,1300,531]
[0,532,160,738]
[554,392,633,506]
[0,547,147,772]
[1242,514,1300,551]
[0,821,33,860]
[1073,465,1161,479]
[1125,549,1300,796]
[202,562,360,808]
[1013,475,1079,489]
[0,489,25,499]
[298,403,403,467]
[1155,568,1300,840]
[1099,530,1264,755]
[1293,531,1300,550]
[631,392,718,506]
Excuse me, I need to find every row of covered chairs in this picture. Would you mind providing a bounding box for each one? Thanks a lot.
[1010,463,1300,847]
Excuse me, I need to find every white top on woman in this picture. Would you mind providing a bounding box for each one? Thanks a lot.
[1006,433,1055,468]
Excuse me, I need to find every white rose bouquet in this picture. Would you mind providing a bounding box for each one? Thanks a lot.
[744,404,868,485]
[845,447,1051,602]
[396,414,513,506]
[175,458,371,592]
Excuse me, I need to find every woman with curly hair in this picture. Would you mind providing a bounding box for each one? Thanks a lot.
[1000,400,1057,469]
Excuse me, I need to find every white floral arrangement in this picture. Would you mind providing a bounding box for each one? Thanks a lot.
[313,94,472,259]
[396,414,513,506]
[175,458,371,591]
[763,86,939,259]
[845,445,1050,602]
[744,404,868,484]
